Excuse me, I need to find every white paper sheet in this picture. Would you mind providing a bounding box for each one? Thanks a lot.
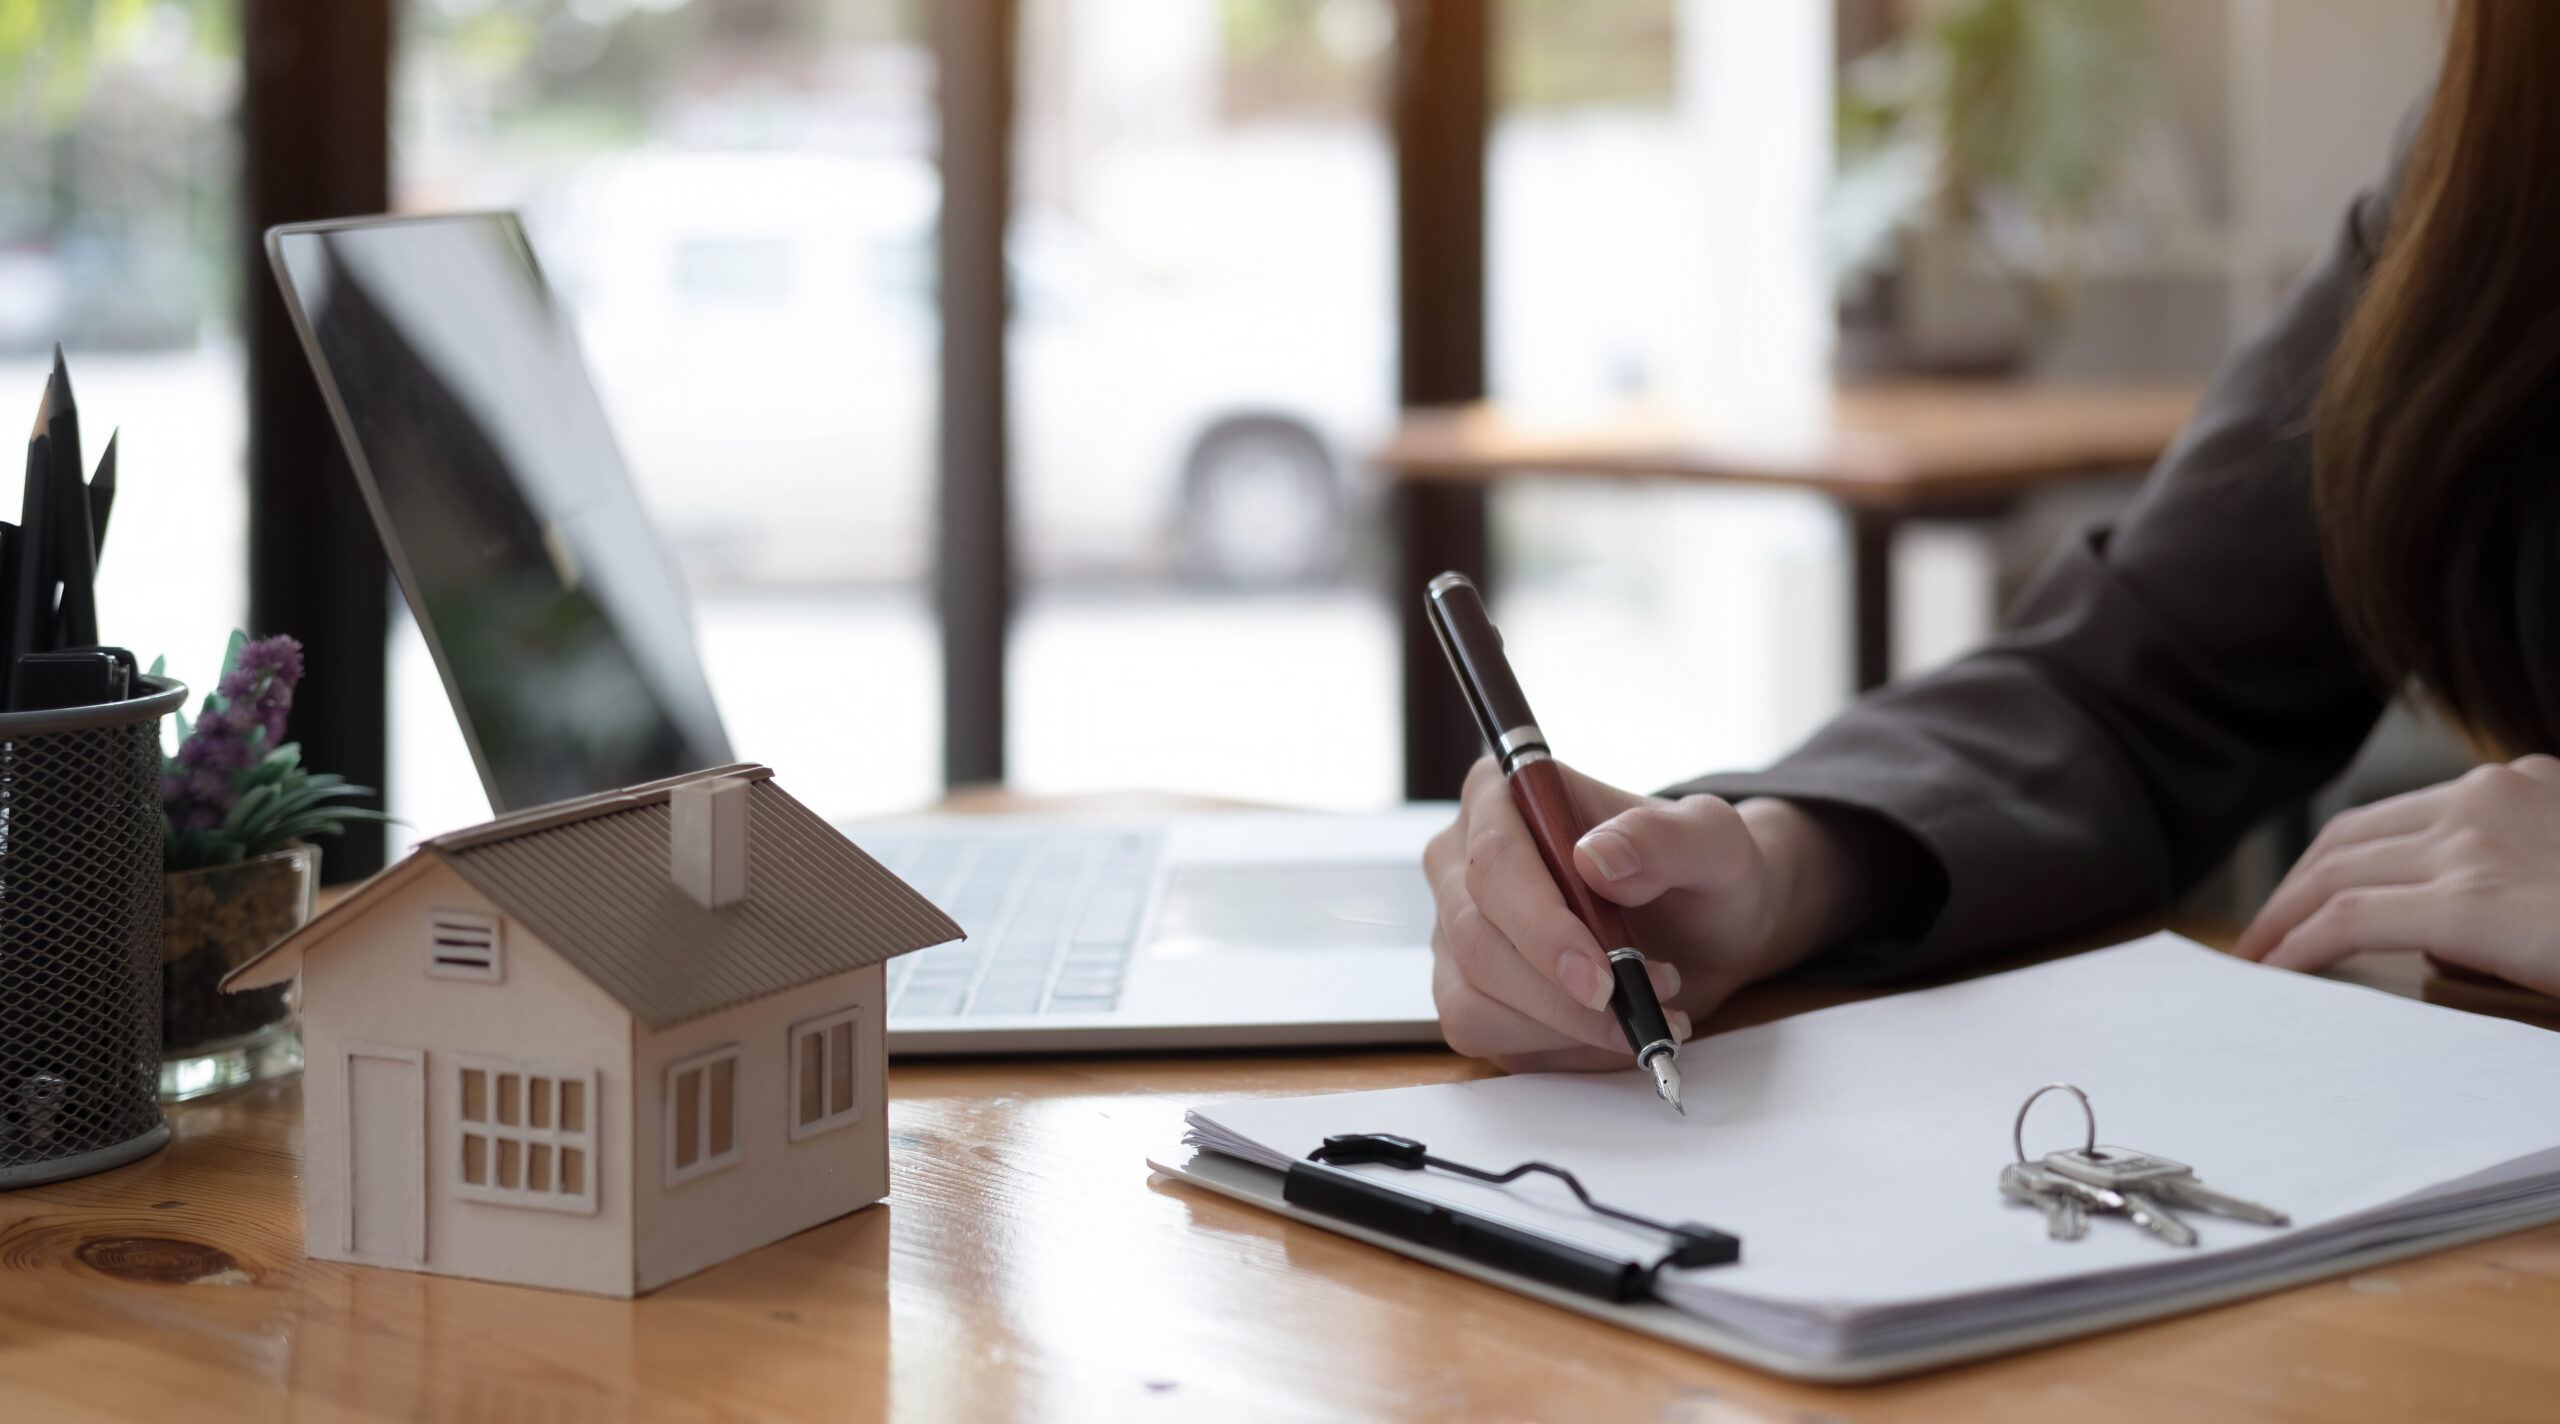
[1184,935,2560,1359]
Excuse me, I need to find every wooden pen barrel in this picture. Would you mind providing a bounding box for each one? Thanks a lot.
[1505,756,1635,955]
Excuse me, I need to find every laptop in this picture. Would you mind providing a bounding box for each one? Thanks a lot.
[265,211,1445,1054]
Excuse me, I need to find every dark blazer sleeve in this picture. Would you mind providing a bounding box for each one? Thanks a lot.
[1667,167,2405,977]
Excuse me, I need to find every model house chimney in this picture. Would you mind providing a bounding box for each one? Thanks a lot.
[671,775,750,909]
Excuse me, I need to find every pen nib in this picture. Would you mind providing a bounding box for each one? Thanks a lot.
[1648,1053,1684,1116]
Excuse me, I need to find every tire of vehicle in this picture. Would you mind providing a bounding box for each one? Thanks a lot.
[1178,416,1343,587]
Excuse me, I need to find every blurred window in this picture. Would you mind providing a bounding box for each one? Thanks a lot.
[1487,0,1851,793]
[0,0,248,713]
[393,0,941,846]
[673,237,795,304]
[1502,0,1674,105]
[1004,0,1398,809]
[1490,0,1682,421]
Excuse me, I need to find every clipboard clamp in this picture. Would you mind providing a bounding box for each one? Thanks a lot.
[1284,1133,1741,1304]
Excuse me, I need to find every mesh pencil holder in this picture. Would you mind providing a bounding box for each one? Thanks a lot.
[0,674,185,1188]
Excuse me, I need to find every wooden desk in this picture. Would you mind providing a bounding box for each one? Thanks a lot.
[1381,381,2203,798]
[5,946,2556,1420]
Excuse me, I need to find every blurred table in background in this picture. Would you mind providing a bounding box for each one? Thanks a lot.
[1381,380,2204,798]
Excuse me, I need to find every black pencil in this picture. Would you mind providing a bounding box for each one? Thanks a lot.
[88,429,116,563]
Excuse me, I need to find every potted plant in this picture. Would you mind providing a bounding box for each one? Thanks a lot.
[1829,0,2159,373]
[157,632,388,1101]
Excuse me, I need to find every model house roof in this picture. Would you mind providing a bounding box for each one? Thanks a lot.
[226,764,961,1030]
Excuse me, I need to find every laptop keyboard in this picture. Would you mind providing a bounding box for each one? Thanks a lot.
[863,828,1164,1018]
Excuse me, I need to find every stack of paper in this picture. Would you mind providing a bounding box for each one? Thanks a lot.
[1172,935,2560,1372]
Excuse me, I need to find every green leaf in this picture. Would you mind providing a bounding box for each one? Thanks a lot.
[163,826,249,873]
[1937,0,2153,220]
[220,783,276,836]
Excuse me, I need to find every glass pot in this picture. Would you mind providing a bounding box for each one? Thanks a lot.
[159,843,316,1101]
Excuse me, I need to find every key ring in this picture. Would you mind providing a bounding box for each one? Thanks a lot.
[2013,1082,2097,1164]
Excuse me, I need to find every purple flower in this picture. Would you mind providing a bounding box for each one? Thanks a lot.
[162,633,306,832]
[236,635,303,684]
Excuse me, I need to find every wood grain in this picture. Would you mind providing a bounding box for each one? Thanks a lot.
[1378,381,2204,510]
[4,946,2557,1422]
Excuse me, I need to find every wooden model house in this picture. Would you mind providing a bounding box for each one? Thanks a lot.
[224,764,960,1297]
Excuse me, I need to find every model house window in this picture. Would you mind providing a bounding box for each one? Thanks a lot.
[425,911,503,982]
[456,1056,597,1214]
[788,1007,864,1141]
[666,1045,743,1186]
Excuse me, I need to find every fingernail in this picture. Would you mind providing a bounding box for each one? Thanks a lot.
[1557,952,1612,1010]
[1579,828,1639,882]
[1669,1010,1692,1040]
[1649,961,1682,999]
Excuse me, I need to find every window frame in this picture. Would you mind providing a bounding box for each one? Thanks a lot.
[664,1043,745,1187]
[424,909,504,984]
[787,1005,866,1143]
[453,1053,598,1215]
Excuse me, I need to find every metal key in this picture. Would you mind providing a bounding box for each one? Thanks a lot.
[2044,1146,2290,1228]
[2008,1085,2224,1249]
[2108,1186,2200,1248]
[2006,1159,2124,1210]
[2006,1159,2135,1233]
[1999,1162,2090,1240]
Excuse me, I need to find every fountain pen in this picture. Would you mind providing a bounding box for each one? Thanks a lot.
[1423,572,1684,1114]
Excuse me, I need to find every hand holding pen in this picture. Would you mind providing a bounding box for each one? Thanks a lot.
[1418,576,1869,1101]
[1425,573,1692,1111]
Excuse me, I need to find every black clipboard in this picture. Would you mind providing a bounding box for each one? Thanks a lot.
[1146,1145,2560,1383]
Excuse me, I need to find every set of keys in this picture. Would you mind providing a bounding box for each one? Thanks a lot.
[2000,1084,2290,1247]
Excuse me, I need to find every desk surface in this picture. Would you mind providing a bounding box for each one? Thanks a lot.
[1380,382,2203,510]
[4,942,2557,1421]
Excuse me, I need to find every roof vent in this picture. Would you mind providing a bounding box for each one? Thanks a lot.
[671,774,751,909]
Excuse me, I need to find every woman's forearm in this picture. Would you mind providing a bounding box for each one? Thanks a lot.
[1738,796,1941,975]
[1738,798,1862,975]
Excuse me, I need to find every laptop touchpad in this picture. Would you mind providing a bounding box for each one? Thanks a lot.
[1148,864,1435,953]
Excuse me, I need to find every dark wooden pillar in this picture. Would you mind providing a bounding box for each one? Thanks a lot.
[1848,507,1897,693]
[242,0,391,880]
[1393,0,1492,802]
[936,0,1016,789]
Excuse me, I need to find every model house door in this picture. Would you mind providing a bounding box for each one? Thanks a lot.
[345,1044,425,1263]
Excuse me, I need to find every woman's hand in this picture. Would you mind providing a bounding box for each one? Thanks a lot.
[1424,756,1854,1072]
[2234,755,2560,996]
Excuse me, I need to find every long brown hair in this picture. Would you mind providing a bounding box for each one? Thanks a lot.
[2317,0,2560,756]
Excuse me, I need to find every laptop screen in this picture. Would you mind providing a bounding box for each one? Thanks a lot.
[268,212,731,812]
